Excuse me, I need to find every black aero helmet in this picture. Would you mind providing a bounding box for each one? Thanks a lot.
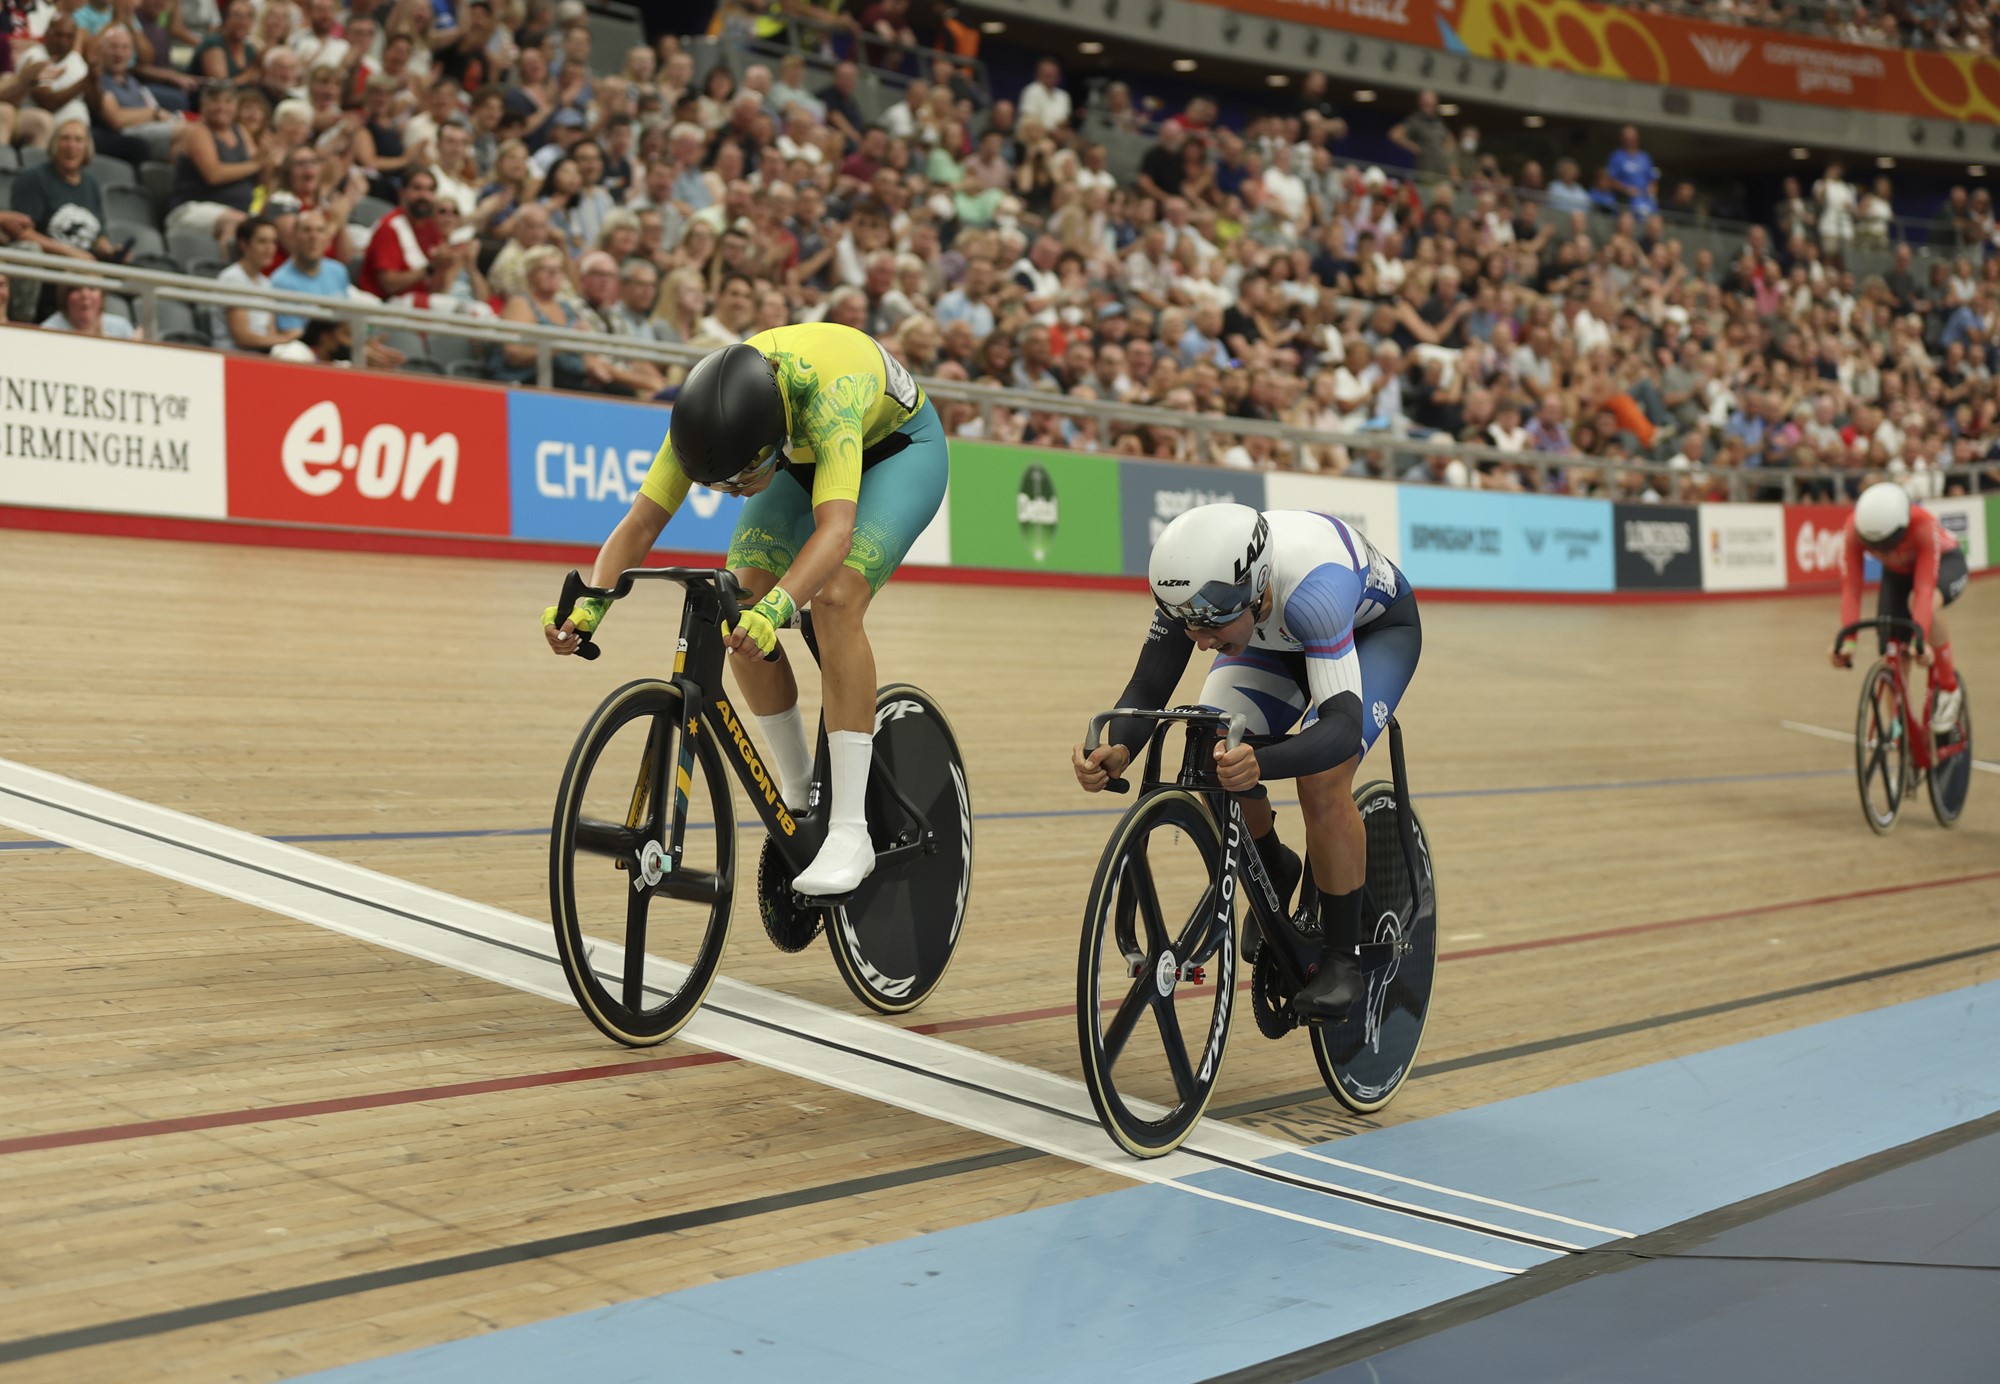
[669,342,787,485]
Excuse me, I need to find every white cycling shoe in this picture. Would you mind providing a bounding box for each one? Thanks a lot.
[1932,686,1964,736]
[791,825,876,897]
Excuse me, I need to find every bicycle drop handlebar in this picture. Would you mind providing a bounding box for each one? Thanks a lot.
[1834,616,1927,659]
[555,567,777,663]
[1083,707,1249,795]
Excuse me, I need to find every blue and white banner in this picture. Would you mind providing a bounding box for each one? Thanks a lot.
[1398,489,1614,593]
[507,392,742,551]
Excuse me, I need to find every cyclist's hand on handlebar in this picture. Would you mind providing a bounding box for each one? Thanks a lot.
[1913,641,1935,668]
[1072,742,1130,792]
[724,587,795,660]
[1213,742,1261,793]
[1830,638,1855,670]
[542,596,607,656]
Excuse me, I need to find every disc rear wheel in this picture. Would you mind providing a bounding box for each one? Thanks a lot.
[1928,673,1973,828]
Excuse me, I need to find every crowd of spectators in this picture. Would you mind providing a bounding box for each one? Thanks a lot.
[3,0,1999,496]
[1619,0,2000,52]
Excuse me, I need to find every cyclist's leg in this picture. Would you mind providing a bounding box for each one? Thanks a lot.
[1930,550,1970,730]
[726,473,816,807]
[1195,648,1311,903]
[793,403,950,895]
[1295,595,1423,1018]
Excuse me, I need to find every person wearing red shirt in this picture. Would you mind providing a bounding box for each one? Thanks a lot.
[358,168,444,307]
[1832,482,1970,733]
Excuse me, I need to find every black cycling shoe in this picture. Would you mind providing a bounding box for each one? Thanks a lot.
[1293,949,1362,1022]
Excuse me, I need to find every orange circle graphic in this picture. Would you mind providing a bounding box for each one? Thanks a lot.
[1556,13,1601,69]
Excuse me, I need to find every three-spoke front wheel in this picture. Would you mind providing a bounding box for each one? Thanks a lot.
[1855,661,1909,835]
[1077,789,1238,1159]
[551,679,736,1046]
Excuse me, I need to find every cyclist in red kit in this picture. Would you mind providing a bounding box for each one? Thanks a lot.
[1831,482,1969,734]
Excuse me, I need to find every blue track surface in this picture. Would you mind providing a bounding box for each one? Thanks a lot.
[298,975,2000,1384]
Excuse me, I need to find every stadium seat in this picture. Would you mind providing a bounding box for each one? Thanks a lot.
[133,252,181,275]
[168,228,217,266]
[401,357,445,373]
[21,146,47,168]
[140,161,174,217]
[373,327,426,359]
[161,330,213,349]
[110,223,166,258]
[0,144,17,170]
[187,259,225,279]
[425,329,481,367]
[94,159,138,191]
[0,171,12,207]
[155,298,202,340]
[351,195,394,228]
[105,185,158,227]
[445,359,491,380]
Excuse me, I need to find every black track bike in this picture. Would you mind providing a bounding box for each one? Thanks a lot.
[548,567,973,1046]
[1074,708,1437,1158]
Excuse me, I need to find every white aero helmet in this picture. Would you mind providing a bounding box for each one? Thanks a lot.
[1854,481,1912,548]
[1149,503,1273,627]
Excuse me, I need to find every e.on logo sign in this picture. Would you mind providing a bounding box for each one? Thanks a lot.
[225,357,508,534]
[1784,503,1853,587]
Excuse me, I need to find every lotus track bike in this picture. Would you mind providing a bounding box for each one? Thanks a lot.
[548,567,973,1046]
[1837,616,1973,833]
[1074,707,1438,1158]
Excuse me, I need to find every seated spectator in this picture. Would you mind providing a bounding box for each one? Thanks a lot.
[129,0,201,112]
[12,118,130,271]
[165,84,262,260]
[427,200,493,313]
[267,147,359,266]
[353,75,422,202]
[91,27,181,167]
[210,215,300,351]
[495,244,611,389]
[269,208,355,331]
[17,15,93,134]
[576,250,666,395]
[270,315,409,369]
[357,168,444,307]
[42,281,142,338]
[188,0,262,84]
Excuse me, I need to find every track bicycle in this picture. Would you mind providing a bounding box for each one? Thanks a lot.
[1073,707,1438,1158]
[547,567,973,1046]
[1835,616,1974,834]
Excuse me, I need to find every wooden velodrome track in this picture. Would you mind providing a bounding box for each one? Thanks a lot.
[2,527,1997,1383]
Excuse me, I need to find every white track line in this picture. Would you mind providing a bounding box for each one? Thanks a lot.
[0,758,1629,1265]
[1780,719,2000,773]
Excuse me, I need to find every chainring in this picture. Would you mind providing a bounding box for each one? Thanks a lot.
[1247,935,1298,1039]
[758,837,825,953]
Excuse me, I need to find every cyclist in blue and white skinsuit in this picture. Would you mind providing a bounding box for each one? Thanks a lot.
[1071,504,1423,1019]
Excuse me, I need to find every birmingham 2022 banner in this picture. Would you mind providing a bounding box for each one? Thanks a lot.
[1195,0,2000,124]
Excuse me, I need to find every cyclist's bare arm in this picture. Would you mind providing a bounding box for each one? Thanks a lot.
[544,494,671,655]
[591,493,672,587]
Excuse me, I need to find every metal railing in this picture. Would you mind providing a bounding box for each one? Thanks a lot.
[0,246,1874,503]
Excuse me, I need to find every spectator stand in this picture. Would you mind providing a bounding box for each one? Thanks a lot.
[0,246,1876,504]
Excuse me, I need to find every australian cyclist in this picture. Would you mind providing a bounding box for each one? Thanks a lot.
[544,322,949,895]
[1831,481,1968,734]
[1072,504,1423,1019]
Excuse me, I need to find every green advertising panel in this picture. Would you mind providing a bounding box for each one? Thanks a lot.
[1990,495,2000,568]
[947,442,1126,574]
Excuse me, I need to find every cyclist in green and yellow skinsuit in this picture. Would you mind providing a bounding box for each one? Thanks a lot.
[542,322,949,896]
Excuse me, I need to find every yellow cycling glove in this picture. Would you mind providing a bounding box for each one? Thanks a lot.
[733,587,795,657]
[542,595,608,634]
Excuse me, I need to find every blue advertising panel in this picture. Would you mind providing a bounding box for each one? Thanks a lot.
[507,393,743,552]
[1398,489,1614,593]
[1117,461,1265,576]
